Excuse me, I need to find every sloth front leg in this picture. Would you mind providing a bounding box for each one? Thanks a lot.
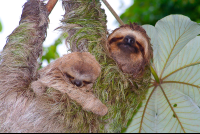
[50,81,108,116]
[31,76,108,116]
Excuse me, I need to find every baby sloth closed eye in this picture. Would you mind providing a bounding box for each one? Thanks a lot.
[107,23,152,78]
[31,52,107,116]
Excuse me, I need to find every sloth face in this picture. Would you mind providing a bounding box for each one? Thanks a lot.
[107,23,152,78]
[60,52,101,89]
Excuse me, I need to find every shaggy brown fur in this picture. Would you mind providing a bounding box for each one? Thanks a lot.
[0,0,51,132]
[107,23,152,78]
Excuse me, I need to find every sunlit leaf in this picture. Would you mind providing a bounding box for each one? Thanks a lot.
[151,15,200,77]
[125,15,200,133]
[163,36,200,106]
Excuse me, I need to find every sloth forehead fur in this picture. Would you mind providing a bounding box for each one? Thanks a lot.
[58,52,101,82]
[108,28,149,57]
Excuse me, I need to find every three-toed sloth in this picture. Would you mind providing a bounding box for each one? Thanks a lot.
[107,23,152,78]
[32,52,108,116]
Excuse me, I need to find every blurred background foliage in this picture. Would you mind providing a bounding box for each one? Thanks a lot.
[42,38,61,63]
[0,21,2,32]
[120,0,200,25]
[41,33,68,64]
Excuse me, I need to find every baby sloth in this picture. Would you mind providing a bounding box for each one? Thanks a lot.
[107,23,152,78]
[32,52,107,116]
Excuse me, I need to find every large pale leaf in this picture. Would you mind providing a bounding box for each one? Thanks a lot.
[125,15,200,133]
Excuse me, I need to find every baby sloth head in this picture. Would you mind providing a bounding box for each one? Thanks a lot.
[59,52,101,90]
[34,52,107,116]
[107,22,152,78]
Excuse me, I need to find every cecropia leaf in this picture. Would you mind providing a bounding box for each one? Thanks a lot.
[150,15,200,78]
[125,15,200,133]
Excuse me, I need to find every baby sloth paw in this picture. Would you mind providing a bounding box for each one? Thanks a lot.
[83,98,108,116]
[92,102,108,116]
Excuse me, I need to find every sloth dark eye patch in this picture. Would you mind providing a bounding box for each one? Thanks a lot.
[136,41,144,56]
[109,37,123,44]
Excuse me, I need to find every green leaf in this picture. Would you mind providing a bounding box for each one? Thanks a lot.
[163,36,200,105]
[42,37,64,63]
[155,15,200,78]
[125,15,200,133]
[0,21,2,32]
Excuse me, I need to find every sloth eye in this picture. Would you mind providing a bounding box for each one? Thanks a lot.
[136,41,141,46]
[109,37,123,44]
[83,81,92,85]
[65,73,74,79]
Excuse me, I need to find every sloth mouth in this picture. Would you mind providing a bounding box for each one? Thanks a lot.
[118,42,139,53]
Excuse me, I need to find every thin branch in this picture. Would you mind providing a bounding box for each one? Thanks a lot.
[102,0,125,25]
[46,0,58,15]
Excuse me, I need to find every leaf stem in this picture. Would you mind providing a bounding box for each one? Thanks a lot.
[101,0,125,25]
[159,84,186,133]
[150,66,160,83]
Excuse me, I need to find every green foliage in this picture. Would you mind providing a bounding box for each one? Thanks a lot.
[120,0,200,25]
[41,32,68,63]
[42,38,62,63]
[0,21,2,32]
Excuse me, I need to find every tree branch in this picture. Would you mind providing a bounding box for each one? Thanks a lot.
[46,0,58,15]
[102,0,124,25]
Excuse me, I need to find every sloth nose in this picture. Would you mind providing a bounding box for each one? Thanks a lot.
[74,79,82,87]
[124,36,135,45]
